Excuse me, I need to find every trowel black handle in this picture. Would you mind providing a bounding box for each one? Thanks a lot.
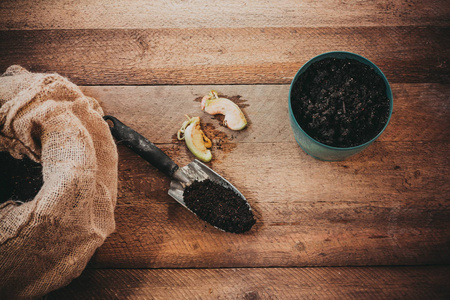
[103,115,179,178]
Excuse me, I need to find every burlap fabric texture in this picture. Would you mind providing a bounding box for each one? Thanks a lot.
[0,66,118,298]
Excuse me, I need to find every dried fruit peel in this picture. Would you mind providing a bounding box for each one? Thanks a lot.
[177,116,212,162]
[201,90,247,131]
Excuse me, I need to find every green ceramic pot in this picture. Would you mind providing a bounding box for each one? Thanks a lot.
[288,51,393,161]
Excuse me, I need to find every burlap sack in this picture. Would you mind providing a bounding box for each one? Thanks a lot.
[0,66,118,298]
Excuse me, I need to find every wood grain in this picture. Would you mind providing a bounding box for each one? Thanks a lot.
[72,84,450,268]
[48,266,450,299]
[88,140,449,268]
[1,0,449,30]
[80,83,450,144]
[2,1,449,299]
[1,27,448,85]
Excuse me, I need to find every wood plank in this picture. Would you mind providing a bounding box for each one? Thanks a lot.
[88,140,449,268]
[47,266,450,299]
[81,84,450,144]
[1,27,448,85]
[1,0,449,30]
[79,84,449,268]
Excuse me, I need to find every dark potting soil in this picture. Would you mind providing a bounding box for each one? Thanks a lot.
[291,57,391,147]
[0,152,43,204]
[183,179,255,233]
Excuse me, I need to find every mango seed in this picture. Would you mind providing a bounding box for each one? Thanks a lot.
[177,115,212,162]
[201,90,247,131]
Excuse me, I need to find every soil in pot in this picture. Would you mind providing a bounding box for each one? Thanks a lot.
[0,152,43,204]
[291,57,391,148]
[183,179,255,233]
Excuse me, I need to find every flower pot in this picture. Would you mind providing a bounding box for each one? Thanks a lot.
[288,51,393,161]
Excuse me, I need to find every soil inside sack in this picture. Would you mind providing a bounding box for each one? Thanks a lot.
[291,57,390,148]
[0,152,43,204]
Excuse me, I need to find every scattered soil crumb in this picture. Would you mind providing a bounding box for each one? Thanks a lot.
[203,123,237,153]
[193,96,203,103]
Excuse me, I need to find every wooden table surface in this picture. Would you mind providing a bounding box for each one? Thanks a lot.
[1,1,449,299]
